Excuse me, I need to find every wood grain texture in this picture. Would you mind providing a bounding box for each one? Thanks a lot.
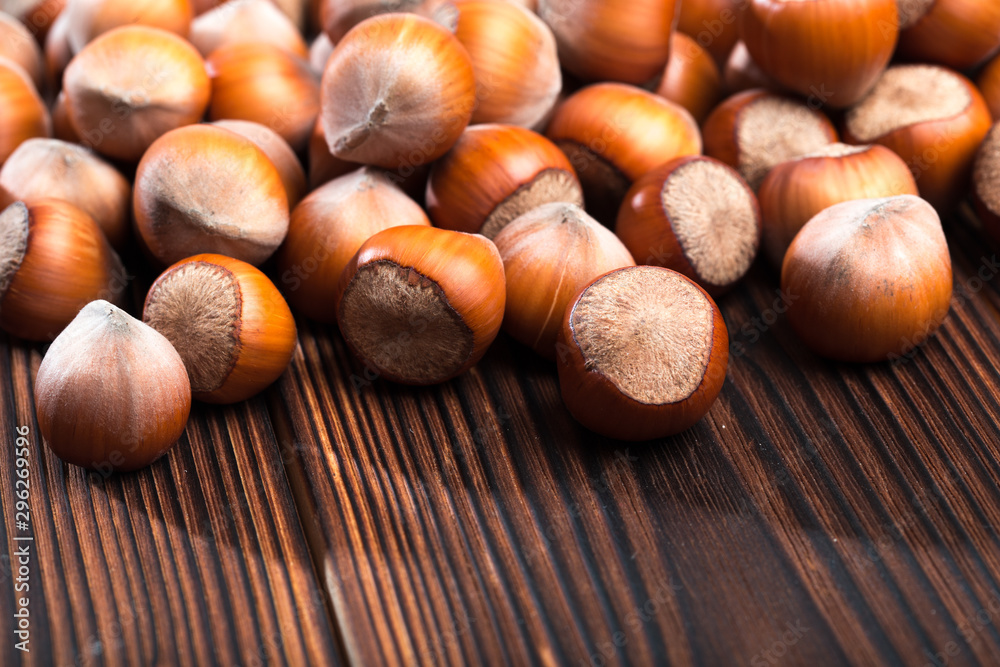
[0,343,339,666]
[272,204,1000,666]
[3,206,1000,666]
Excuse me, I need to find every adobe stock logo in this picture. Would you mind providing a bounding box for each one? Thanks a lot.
[730,289,800,358]
[750,620,810,666]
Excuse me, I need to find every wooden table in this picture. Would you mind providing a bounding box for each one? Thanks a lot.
[3,206,1000,666]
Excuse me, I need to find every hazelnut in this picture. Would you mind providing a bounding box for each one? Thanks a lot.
[546,82,701,224]
[782,196,953,362]
[320,13,475,168]
[557,266,729,440]
[275,167,430,323]
[336,225,506,385]
[35,300,191,471]
[133,124,290,267]
[143,254,298,403]
[0,200,126,341]
[493,202,635,358]
[843,64,991,211]
[62,25,210,162]
[426,123,583,238]
[616,156,761,295]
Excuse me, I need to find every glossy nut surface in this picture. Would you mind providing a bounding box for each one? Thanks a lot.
[427,124,582,238]
[494,202,635,358]
[144,253,298,403]
[63,25,210,162]
[758,143,918,267]
[336,225,506,385]
[35,300,192,471]
[782,196,953,363]
[557,265,729,441]
[320,13,476,168]
[133,124,290,267]
[537,0,676,84]
[547,83,701,224]
[741,0,898,108]
[276,167,430,323]
[0,199,126,341]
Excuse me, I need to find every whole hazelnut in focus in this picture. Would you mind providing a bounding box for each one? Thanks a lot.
[782,195,953,363]
[144,254,298,403]
[133,124,290,267]
[35,300,191,471]
[320,13,476,169]
[336,225,506,385]
[557,266,729,441]
[62,26,210,162]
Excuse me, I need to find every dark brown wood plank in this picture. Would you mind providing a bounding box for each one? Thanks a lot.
[0,339,340,666]
[6,204,1000,666]
[270,325,840,665]
[271,206,1000,666]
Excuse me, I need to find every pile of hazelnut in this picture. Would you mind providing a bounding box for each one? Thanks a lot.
[1,0,998,467]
